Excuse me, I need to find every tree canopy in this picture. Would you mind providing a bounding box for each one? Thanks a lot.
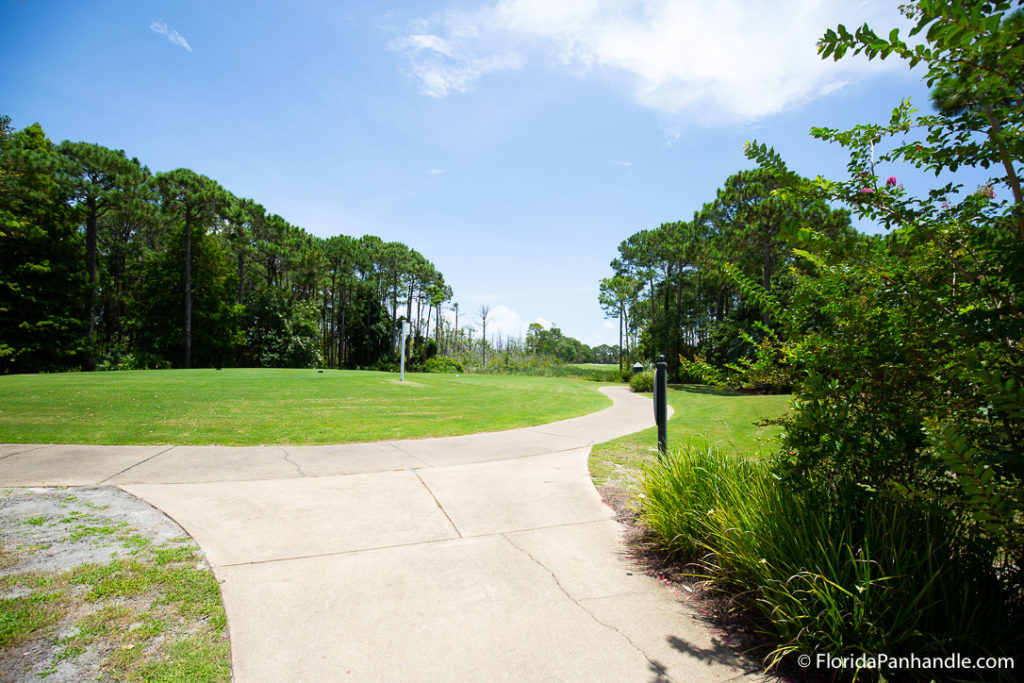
[0,119,454,373]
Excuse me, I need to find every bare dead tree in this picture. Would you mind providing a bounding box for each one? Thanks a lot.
[476,305,490,366]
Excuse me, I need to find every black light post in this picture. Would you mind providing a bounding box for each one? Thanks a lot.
[654,354,667,459]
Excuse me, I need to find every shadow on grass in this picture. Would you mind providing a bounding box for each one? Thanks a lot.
[668,383,743,397]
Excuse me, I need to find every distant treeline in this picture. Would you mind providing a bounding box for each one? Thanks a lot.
[0,116,454,374]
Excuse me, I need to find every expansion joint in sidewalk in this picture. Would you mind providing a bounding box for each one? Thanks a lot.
[0,445,46,462]
[414,471,462,538]
[386,441,433,468]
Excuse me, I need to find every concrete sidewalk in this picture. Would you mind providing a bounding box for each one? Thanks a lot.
[1,386,767,682]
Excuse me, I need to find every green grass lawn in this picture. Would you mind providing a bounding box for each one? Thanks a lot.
[0,369,610,446]
[590,384,791,488]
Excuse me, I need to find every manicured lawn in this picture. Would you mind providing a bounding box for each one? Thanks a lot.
[0,369,610,446]
[590,384,791,487]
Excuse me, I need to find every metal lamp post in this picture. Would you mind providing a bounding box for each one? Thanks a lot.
[399,320,410,381]
[653,354,667,459]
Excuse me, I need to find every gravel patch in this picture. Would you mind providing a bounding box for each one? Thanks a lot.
[0,486,221,682]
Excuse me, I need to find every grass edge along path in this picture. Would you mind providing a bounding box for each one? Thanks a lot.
[0,368,611,446]
[589,384,791,489]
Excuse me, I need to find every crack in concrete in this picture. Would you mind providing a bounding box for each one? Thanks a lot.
[98,445,176,485]
[502,533,678,683]
[279,447,306,478]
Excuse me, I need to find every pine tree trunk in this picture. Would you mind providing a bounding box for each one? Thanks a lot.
[184,215,192,369]
[84,197,98,371]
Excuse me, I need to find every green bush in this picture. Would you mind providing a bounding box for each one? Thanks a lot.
[638,446,1022,678]
[423,357,463,374]
[629,369,654,393]
[96,344,141,371]
[371,359,398,373]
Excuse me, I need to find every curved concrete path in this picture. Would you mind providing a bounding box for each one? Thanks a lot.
[1,386,766,682]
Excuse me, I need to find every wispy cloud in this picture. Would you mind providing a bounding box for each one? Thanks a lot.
[390,0,909,124]
[425,168,445,175]
[150,19,192,52]
[388,29,521,97]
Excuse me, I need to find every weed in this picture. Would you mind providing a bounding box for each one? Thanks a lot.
[0,592,62,647]
[121,534,152,553]
[152,545,193,566]
[68,521,126,541]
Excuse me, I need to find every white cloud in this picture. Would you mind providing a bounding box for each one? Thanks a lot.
[150,19,192,52]
[390,0,909,124]
[480,304,529,340]
[582,320,621,347]
[389,30,521,97]
[442,304,554,341]
[401,33,455,57]
[425,168,445,175]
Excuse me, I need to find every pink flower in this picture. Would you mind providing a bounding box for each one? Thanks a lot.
[886,176,897,187]
[860,188,874,194]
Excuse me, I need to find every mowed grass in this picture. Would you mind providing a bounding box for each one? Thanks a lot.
[0,369,610,446]
[590,384,791,488]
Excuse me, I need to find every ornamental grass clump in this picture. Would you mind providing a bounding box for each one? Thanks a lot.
[638,445,1022,680]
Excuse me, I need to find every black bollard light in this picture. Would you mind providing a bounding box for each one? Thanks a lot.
[654,354,668,459]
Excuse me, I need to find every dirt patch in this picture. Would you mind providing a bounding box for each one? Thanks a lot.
[0,487,194,577]
[0,486,229,682]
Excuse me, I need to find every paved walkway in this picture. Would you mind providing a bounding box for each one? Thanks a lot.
[0,386,766,682]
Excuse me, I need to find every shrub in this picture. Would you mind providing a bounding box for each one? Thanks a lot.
[638,446,1023,678]
[423,357,463,374]
[371,359,398,373]
[96,344,140,371]
[629,369,654,393]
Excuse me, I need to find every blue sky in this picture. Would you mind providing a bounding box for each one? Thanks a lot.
[3,0,940,347]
